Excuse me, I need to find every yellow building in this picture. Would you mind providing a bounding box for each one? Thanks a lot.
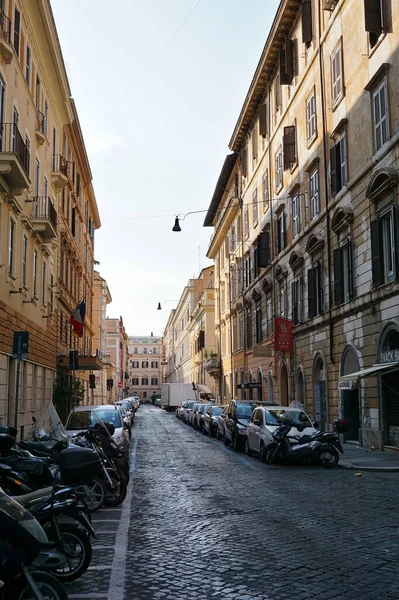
[205,0,399,448]
[92,271,112,405]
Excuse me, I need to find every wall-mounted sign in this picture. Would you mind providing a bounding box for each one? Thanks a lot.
[378,349,399,364]
[253,344,272,358]
[274,317,293,353]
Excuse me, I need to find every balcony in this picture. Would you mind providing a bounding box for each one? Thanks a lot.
[0,123,30,193]
[30,197,57,241]
[57,353,104,371]
[0,11,12,64]
[35,111,47,146]
[51,154,68,191]
[204,356,220,377]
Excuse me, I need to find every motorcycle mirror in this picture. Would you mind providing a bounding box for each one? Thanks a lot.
[313,422,319,429]
[104,422,115,436]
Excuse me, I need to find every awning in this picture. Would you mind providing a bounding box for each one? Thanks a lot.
[339,362,399,382]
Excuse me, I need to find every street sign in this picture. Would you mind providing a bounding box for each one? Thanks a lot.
[12,331,29,359]
[117,382,123,388]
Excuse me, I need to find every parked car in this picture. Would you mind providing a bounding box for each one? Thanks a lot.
[115,402,133,438]
[176,401,188,419]
[216,405,230,440]
[202,405,225,437]
[115,398,135,420]
[246,406,317,461]
[223,400,260,452]
[130,396,140,411]
[182,401,196,423]
[65,404,130,462]
[197,404,212,432]
[190,403,203,428]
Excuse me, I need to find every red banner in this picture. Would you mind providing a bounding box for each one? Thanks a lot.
[274,317,293,352]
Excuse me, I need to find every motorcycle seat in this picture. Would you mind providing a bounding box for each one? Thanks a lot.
[19,441,53,456]
[11,486,54,505]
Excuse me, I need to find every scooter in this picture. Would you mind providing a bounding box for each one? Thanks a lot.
[263,423,340,468]
[0,487,68,599]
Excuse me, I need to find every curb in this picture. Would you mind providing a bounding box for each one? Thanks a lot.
[339,461,399,472]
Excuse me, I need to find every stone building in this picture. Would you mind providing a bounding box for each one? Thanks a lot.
[104,317,128,402]
[92,271,112,405]
[205,0,399,448]
[163,281,195,384]
[127,335,163,401]
[0,0,100,433]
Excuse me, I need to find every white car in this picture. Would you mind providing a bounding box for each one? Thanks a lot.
[246,406,317,461]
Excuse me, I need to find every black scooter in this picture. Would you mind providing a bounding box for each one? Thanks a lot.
[264,423,340,468]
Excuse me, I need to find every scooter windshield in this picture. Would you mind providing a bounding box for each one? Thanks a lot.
[0,489,48,543]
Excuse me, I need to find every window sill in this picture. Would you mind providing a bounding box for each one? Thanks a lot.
[331,92,345,112]
[307,132,318,150]
[368,33,387,58]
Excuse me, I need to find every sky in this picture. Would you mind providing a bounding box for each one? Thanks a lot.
[51,0,280,336]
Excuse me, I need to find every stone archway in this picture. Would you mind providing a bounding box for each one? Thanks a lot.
[340,345,360,441]
[268,372,274,404]
[378,323,399,445]
[280,363,289,406]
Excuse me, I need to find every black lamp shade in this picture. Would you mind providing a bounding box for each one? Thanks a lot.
[157,302,162,310]
[172,217,181,232]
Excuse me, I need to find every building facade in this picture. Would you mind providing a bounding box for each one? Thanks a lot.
[205,0,399,448]
[92,271,112,405]
[127,335,163,401]
[163,281,195,384]
[104,317,128,402]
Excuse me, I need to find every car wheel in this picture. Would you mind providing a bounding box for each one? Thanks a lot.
[260,442,267,464]
[232,434,241,452]
[216,429,221,440]
[245,439,253,457]
[223,431,230,446]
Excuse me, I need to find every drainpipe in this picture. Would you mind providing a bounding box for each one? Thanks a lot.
[318,0,335,365]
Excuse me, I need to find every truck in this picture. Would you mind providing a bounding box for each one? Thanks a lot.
[160,383,216,411]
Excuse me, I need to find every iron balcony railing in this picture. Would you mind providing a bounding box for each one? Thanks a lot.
[0,10,11,43]
[31,196,57,229]
[52,153,69,177]
[0,122,30,175]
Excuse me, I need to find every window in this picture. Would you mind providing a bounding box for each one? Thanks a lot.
[306,90,316,142]
[49,272,54,312]
[266,294,274,337]
[365,0,391,48]
[372,79,388,151]
[253,189,258,225]
[331,42,343,105]
[233,315,237,351]
[8,218,15,273]
[143,347,147,354]
[151,361,158,368]
[244,254,252,288]
[141,378,148,386]
[244,208,249,238]
[308,262,324,318]
[292,277,303,324]
[33,250,38,297]
[25,44,31,85]
[131,378,139,386]
[255,300,262,344]
[292,195,300,238]
[238,311,243,349]
[274,74,281,115]
[310,168,319,219]
[301,0,313,46]
[134,347,138,354]
[35,76,41,109]
[43,177,48,216]
[280,285,287,318]
[330,131,347,196]
[13,8,20,56]
[279,38,295,85]
[25,135,30,177]
[142,361,148,368]
[276,212,286,254]
[371,206,397,286]
[275,147,283,190]
[246,306,252,349]
[42,261,46,305]
[12,107,19,153]
[283,125,296,170]
[334,241,353,304]
[263,172,269,210]
[151,378,158,386]
[43,100,48,136]
[22,235,28,286]
[34,158,40,216]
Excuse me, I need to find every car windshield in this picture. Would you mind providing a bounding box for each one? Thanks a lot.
[94,409,122,428]
[201,404,211,412]
[66,410,100,430]
[186,402,195,409]
[265,409,312,428]
[211,407,222,416]
[237,403,257,418]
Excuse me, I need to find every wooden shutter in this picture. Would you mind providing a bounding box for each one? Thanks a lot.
[285,39,295,77]
[364,0,382,33]
[241,147,248,178]
[308,268,315,318]
[259,103,268,137]
[252,126,258,159]
[301,0,313,44]
[334,248,342,305]
[258,231,270,267]
[199,330,205,350]
[279,48,291,85]
[317,262,324,313]
[282,212,287,250]
[330,145,337,197]
[234,172,239,197]
[370,219,381,286]
[347,241,353,299]
[292,281,298,324]
[283,126,296,170]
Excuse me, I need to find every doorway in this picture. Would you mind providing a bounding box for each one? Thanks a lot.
[280,363,288,406]
[341,346,360,442]
[379,328,399,445]
[314,357,327,430]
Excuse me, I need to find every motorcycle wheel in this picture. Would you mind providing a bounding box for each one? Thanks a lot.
[75,478,106,513]
[104,472,127,507]
[49,523,92,583]
[5,570,68,600]
[262,443,277,465]
[319,446,339,468]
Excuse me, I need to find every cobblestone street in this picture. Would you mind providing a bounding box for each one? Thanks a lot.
[66,406,399,600]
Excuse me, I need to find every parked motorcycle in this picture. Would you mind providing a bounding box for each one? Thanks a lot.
[263,422,340,468]
[0,488,68,599]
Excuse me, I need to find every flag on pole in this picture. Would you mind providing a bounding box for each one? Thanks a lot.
[70,299,86,338]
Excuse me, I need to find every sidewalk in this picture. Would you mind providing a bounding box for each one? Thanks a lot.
[340,443,399,471]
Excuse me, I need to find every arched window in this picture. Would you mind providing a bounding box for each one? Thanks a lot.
[151,361,158,368]
[151,377,158,386]
[141,377,148,385]
[142,361,148,368]
[132,378,139,386]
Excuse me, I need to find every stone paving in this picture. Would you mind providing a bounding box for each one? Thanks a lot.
[66,405,399,600]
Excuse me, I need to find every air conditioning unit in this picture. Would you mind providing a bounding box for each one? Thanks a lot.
[322,0,338,10]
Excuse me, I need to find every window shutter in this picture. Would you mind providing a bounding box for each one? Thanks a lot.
[285,39,295,77]
[283,126,296,170]
[348,241,353,299]
[252,126,258,159]
[370,219,382,287]
[292,281,298,324]
[241,147,248,178]
[279,47,291,85]
[318,262,324,313]
[282,212,287,250]
[308,268,315,318]
[301,0,313,44]
[259,103,268,137]
[330,146,337,197]
[334,248,342,305]
[199,330,205,350]
[364,0,382,33]
[258,231,270,267]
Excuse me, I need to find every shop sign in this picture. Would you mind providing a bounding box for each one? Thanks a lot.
[377,349,399,364]
[274,317,293,353]
[338,379,359,390]
[253,344,272,357]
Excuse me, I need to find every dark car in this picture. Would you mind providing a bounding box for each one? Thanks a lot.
[216,405,230,440]
[182,401,196,423]
[224,400,259,452]
[190,403,203,428]
[197,404,212,432]
[203,405,224,437]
